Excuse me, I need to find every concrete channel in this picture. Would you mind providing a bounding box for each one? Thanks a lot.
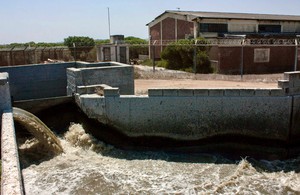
[1,62,300,193]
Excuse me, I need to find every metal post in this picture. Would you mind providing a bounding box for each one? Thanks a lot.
[193,40,198,74]
[34,47,38,64]
[23,46,28,65]
[73,43,76,64]
[9,46,15,66]
[240,38,245,79]
[295,38,298,71]
[41,47,46,62]
[152,40,156,72]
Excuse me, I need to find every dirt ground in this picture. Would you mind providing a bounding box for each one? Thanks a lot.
[134,65,282,95]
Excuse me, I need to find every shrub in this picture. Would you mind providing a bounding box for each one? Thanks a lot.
[161,38,212,73]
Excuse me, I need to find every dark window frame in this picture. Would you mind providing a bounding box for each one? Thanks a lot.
[200,23,228,33]
[258,24,281,33]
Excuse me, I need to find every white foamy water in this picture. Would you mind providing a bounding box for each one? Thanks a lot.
[22,124,300,194]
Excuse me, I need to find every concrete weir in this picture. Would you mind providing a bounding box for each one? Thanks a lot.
[73,69,300,152]
[1,61,300,192]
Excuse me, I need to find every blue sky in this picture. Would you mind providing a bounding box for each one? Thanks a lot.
[1,0,300,44]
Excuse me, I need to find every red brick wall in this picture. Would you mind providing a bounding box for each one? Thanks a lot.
[162,17,175,40]
[218,47,242,74]
[149,17,194,59]
[177,19,194,39]
[150,22,161,42]
[149,17,194,42]
[218,46,297,74]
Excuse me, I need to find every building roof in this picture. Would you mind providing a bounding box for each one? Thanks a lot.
[147,10,300,25]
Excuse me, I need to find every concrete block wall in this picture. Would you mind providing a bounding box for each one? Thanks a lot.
[76,71,300,144]
[78,91,291,141]
[0,62,74,100]
[278,71,300,144]
[67,62,134,96]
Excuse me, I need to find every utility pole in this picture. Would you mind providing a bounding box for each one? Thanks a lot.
[107,7,111,38]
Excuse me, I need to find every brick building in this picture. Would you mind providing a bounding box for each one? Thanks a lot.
[147,11,195,58]
[147,11,300,74]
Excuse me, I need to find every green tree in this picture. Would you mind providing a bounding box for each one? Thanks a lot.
[124,36,147,44]
[161,38,212,73]
[124,36,148,60]
[95,39,110,45]
[64,36,95,61]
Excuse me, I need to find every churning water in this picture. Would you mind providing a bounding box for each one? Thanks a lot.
[20,123,300,194]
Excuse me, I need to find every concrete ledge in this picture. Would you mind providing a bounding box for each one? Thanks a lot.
[208,89,224,96]
[104,88,120,97]
[270,89,285,96]
[194,89,209,96]
[148,88,286,97]
[278,80,290,89]
[1,110,24,195]
[178,89,194,97]
[148,89,163,97]
[255,89,270,96]
[163,89,178,96]
[284,71,300,81]
[240,89,255,96]
[77,84,112,95]
[224,89,240,96]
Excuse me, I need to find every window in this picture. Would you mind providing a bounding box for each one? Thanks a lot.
[258,25,281,33]
[200,23,228,33]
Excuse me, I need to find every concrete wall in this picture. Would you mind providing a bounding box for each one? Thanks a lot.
[76,71,300,145]
[0,62,74,100]
[0,73,24,195]
[0,61,134,101]
[0,48,72,66]
[67,62,134,96]
[77,87,291,141]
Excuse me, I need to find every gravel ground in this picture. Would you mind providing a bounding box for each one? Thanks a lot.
[134,65,282,95]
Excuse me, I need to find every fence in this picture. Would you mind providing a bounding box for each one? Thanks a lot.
[148,38,300,75]
[1,38,299,75]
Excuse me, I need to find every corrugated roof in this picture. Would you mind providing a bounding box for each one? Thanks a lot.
[147,10,300,25]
